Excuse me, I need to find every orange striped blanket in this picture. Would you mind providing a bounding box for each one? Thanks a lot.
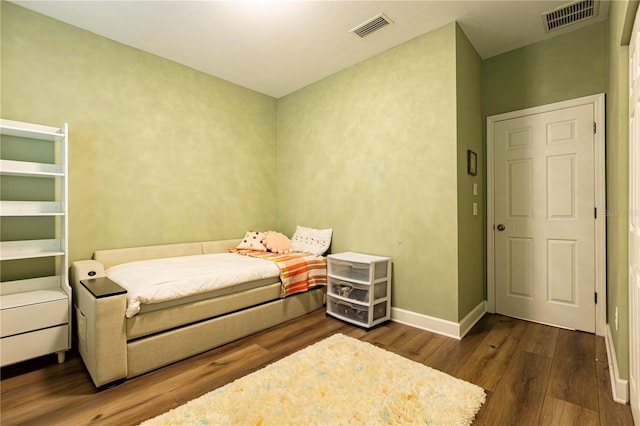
[230,249,327,297]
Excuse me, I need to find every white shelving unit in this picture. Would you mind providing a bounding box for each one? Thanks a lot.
[0,119,71,366]
[326,252,391,328]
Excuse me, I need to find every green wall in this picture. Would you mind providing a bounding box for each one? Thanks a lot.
[1,2,278,266]
[278,23,484,322]
[483,21,608,117]
[277,23,458,321]
[606,0,638,380]
[456,25,485,320]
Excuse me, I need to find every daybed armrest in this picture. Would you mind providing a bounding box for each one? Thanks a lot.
[70,259,105,292]
[71,260,128,387]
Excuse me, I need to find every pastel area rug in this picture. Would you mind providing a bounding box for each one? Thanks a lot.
[141,333,486,425]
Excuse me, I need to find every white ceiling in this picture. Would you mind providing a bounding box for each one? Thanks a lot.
[12,1,609,98]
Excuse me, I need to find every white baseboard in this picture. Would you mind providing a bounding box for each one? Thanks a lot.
[604,323,630,403]
[459,300,488,338]
[391,300,487,340]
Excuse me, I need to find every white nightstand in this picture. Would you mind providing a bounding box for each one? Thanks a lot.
[326,252,391,328]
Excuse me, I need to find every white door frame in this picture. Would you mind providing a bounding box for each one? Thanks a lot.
[629,9,640,416]
[487,94,606,336]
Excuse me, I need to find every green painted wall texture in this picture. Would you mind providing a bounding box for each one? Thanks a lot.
[483,21,608,117]
[605,0,637,380]
[455,24,484,321]
[278,23,460,321]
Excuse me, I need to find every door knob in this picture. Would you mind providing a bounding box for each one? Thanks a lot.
[497,224,506,231]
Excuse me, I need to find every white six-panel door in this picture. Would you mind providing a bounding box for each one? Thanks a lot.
[493,104,596,333]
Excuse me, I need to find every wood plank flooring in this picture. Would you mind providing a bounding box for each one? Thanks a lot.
[0,310,634,425]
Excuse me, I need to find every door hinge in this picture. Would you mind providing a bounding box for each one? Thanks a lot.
[594,207,597,219]
[593,122,597,134]
[595,292,598,304]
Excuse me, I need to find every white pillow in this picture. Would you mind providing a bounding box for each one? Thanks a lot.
[290,225,332,255]
[236,231,267,251]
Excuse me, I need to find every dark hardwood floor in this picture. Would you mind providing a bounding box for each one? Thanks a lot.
[0,310,634,425]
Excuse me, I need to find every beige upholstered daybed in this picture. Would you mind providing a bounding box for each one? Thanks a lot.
[70,237,327,387]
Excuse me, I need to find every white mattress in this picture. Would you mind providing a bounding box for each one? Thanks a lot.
[106,253,280,318]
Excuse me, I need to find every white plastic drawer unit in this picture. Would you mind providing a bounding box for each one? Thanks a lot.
[326,252,391,328]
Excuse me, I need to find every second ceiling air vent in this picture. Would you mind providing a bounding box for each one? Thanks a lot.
[542,0,599,33]
[350,13,393,38]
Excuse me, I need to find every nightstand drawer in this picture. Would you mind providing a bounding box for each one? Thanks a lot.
[1,325,68,367]
[1,298,68,338]
[328,277,387,303]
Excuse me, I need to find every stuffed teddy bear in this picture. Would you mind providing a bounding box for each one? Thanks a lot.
[262,231,292,254]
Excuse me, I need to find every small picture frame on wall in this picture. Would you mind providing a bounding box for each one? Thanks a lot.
[467,149,477,176]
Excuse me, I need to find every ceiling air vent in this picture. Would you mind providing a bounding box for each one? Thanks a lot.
[542,0,599,33]
[350,13,393,38]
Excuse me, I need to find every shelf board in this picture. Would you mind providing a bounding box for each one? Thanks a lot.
[0,276,66,296]
[0,159,63,177]
[1,201,64,217]
[0,120,64,141]
[0,239,65,261]
[0,251,65,261]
